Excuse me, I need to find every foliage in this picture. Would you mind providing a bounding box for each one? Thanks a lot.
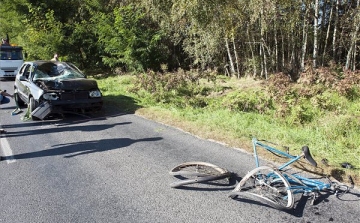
[221,90,273,114]
[130,68,217,107]
[95,4,169,72]
[20,7,64,60]
[266,68,360,124]
[0,0,25,44]
[2,0,360,73]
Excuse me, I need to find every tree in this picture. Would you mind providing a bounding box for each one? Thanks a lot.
[0,0,27,45]
[345,2,360,70]
[95,4,169,72]
[20,6,65,60]
[313,0,319,68]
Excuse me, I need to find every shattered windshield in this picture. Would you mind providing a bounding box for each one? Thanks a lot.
[33,62,85,81]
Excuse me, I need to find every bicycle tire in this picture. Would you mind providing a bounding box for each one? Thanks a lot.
[229,166,294,210]
[169,161,231,188]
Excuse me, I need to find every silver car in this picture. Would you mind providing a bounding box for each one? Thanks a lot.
[14,61,103,120]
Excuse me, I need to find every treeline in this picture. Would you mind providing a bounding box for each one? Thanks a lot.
[0,0,359,79]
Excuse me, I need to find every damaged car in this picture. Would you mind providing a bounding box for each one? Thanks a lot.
[14,61,103,120]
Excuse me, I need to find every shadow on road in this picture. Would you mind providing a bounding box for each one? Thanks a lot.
[1,94,139,129]
[6,137,162,160]
[3,121,132,138]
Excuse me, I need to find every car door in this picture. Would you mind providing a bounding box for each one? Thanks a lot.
[26,65,45,100]
[15,63,31,102]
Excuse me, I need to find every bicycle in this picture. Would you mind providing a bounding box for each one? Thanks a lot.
[169,161,232,188]
[228,138,355,210]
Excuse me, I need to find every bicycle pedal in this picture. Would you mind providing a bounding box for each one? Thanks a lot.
[309,193,319,205]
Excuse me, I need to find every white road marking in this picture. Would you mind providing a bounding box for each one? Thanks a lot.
[1,136,16,163]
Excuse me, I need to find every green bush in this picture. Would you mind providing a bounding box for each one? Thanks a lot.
[311,90,346,112]
[285,99,321,125]
[221,90,273,114]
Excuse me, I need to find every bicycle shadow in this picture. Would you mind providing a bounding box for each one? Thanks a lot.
[231,196,283,210]
[229,190,347,217]
[169,172,241,191]
[285,188,359,217]
[289,193,330,217]
[336,190,360,202]
[229,193,324,216]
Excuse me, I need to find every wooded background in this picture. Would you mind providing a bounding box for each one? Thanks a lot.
[1,0,359,78]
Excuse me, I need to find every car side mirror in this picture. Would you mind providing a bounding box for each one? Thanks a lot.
[19,76,27,81]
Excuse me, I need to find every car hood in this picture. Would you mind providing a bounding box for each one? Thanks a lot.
[37,78,99,91]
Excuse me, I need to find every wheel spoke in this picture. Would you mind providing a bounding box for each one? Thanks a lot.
[230,166,294,210]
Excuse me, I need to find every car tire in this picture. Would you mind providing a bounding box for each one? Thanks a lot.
[29,97,40,120]
[14,92,25,107]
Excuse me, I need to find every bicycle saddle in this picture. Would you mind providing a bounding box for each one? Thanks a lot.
[302,146,317,167]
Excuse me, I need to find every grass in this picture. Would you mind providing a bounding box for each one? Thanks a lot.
[94,74,360,185]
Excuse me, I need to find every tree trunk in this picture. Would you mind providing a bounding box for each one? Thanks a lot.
[232,37,240,78]
[353,46,357,70]
[332,0,339,61]
[247,26,257,77]
[287,33,291,64]
[225,38,235,75]
[322,0,333,66]
[345,12,360,70]
[313,0,319,68]
[281,30,285,70]
[301,5,309,72]
[260,43,264,78]
[262,43,268,79]
[290,34,295,65]
[274,20,279,72]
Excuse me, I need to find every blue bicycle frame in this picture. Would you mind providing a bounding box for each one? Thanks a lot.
[252,138,331,194]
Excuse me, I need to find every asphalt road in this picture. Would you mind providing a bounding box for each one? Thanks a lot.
[1,80,359,223]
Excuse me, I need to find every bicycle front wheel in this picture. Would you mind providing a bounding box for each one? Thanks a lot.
[169,161,231,188]
[229,166,294,210]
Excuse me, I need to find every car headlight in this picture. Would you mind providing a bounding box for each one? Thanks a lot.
[43,93,59,100]
[89,90,101,98]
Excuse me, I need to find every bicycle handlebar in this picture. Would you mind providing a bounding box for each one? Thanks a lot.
[302,146,317,167]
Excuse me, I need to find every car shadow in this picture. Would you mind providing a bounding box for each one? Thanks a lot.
[3,121,132,138]
[1,100,133,130]
[5,137,162,160]
[3,94,140,126]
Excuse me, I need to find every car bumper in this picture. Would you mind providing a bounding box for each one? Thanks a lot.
[31,99,103,119]
[48,98,103,111]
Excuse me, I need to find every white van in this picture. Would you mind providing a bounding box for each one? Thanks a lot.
[0,43,24,80]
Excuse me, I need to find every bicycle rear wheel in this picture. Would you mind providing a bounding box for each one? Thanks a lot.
[169,161,231,188]
[229,166,294,210]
